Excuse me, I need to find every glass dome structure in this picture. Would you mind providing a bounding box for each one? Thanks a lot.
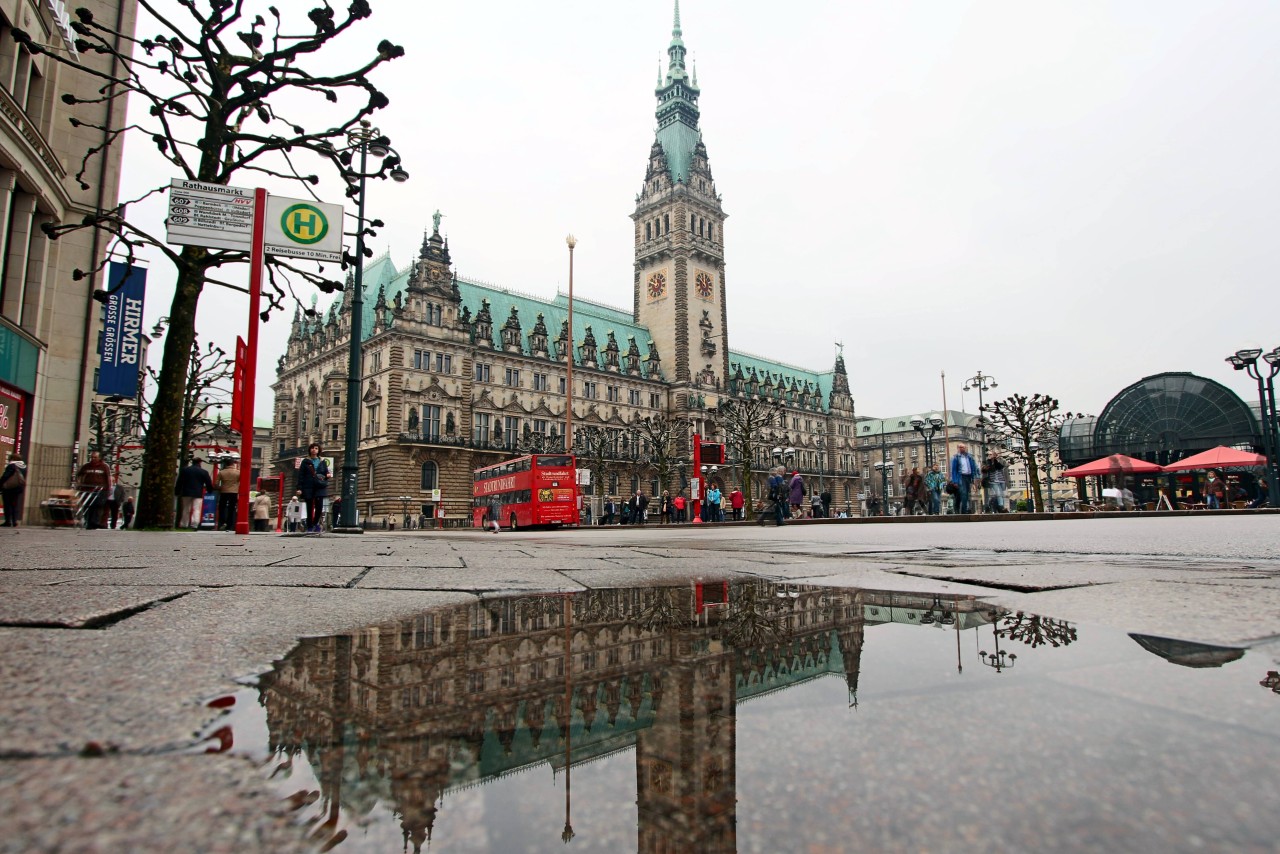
[1059,373,1260,467]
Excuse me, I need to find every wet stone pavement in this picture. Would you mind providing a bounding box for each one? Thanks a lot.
[1,515,1278,853]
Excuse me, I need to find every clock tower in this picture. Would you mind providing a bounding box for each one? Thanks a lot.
[633,1,728,391]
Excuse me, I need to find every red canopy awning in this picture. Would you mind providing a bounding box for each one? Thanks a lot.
[1162,446,1268,472]
[1061,454,1165,478]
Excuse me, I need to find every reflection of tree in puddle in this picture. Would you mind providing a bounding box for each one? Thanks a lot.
[247,583,1049,852]
[996,612,1079,648]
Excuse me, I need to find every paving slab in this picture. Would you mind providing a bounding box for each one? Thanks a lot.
[0,586,476,756]
[0,753,311,854]
[0,586,195,627]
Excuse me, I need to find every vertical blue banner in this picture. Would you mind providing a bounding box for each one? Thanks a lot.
[97,263,147,398]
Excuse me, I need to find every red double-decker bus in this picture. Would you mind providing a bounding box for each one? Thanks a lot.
[472,454,580,530]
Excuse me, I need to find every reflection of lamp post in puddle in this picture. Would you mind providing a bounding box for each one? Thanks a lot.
[920,596,963,674]
[562,593,575,844]
[980,618,1017,672]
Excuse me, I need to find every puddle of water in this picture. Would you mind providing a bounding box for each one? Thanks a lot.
[202,581,1280,852]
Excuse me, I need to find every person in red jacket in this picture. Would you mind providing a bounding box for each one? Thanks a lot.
[672,491,687,523]
[729,486,745,521]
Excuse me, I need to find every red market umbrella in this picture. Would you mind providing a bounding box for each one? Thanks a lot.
[1162,446,1268,472]
[1060,454,1165,478]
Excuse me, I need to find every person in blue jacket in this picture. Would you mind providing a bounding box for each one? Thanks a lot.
[949,443,981,515]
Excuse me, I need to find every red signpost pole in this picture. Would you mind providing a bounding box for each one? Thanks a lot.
[235,188,268,535]
[691,433,703,523]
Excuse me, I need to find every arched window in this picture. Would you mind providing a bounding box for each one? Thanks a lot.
[421,460,438,491]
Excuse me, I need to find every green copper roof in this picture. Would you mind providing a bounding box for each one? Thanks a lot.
[654,0,701,183]
[335,255,664,377]
[729,349,832,412]
[855,410,980,437]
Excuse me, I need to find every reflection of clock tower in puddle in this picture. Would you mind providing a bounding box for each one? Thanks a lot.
[633,2,728,392]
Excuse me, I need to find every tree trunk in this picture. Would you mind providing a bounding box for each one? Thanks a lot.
[135,251,207,528]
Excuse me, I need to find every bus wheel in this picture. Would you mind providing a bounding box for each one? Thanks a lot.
[509,514,518,531]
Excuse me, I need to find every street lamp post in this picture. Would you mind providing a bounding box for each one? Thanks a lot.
[910,413,944,468]
[564,235,576,453]
[1227,346,1280,501]
[963,372,998,513]
[873,461,891,517]
[815,435,826,498]
[337,122,409,533]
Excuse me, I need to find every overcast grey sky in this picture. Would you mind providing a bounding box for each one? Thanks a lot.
[121,0,1280,420]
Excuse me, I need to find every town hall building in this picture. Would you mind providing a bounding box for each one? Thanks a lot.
[271,6,861,523]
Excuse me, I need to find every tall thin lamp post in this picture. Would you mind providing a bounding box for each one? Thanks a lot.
[337,122,408,532]
[565,235,576,453]
[963,371,998,511]
[1228,347,1280,500]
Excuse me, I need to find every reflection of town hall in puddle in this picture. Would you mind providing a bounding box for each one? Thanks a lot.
[252,582,1000,851]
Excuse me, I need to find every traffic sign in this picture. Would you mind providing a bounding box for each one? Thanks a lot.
[264,195,344,262]
[165,179,256,252]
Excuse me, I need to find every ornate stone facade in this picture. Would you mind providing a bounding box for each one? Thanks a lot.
[270,8,862,523]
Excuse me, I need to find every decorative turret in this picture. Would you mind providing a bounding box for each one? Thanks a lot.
[529,312,549,357]
[626,336,642,374]
[579,325,598,367]
[645,339,662,378]
[473,298,493,347]
[501,305,522,352]
[604,330,620,371]
[556,319,570,362]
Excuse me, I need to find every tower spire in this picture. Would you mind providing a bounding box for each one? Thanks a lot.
[673,0,681,35]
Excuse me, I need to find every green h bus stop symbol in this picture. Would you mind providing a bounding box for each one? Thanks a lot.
[280,203,329,245]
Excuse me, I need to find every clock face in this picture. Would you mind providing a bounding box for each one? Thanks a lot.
[430,268,443,281]
[695,270,715,300]
[647,271,667,299]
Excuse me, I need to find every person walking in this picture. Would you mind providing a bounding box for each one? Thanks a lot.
[296,444,330,532]
[788,471,806,519]
[174,457,213,529]
[214,458,241,531]
[76,451,113,530]
[924,463,946,515]
[636,490,650,524]
[981,450,1007,513]
[121,495,135,529]
[1,453,26,527]
[487,495,502,532]
[106,480,125,529]
[252,491,272,532]
[949,443,980,515]
[903,466,927,515]
[602,496,616,526]
[767,467,788,526]
[820,488,832,519]
[673,491,686,523]
[1204,469,1227,510]
[660,490,672,524]
[729,486,745,521]
[285,492,305,532]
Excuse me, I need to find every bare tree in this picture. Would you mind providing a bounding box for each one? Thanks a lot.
[981,393,1077,509]
[91,335,233,485]
[635,415,683,494]
[16,1,405,527]
[717,396,783,498]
